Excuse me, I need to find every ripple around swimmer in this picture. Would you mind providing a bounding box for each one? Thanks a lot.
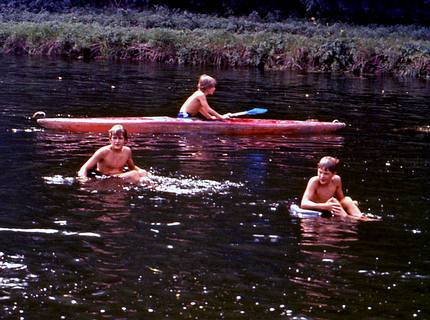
[147,174,243,195]
[43,175,75,185]
[42,174,243,196]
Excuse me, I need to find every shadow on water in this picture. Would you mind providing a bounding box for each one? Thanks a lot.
[0,56,429,319]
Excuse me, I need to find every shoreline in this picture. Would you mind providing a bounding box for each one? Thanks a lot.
[1,8,429,79]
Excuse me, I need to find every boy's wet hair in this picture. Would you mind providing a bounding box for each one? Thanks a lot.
[318,156,339,172]
[109,124,128,141]
[197,74,216,91]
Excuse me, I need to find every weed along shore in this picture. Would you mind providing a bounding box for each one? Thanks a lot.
[1,7,429,79]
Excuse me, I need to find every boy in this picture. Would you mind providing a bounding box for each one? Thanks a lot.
[178,74,231,120]
[77,124,148,184]
[300,156,363,219]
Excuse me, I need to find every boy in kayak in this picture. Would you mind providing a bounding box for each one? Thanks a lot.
[300,156,364,219]
[77,124,148,184]
[178,74,230,120]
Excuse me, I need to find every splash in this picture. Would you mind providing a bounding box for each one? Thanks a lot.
[43,175,75,185]
[147,174,242,195]
[43,173,242,196]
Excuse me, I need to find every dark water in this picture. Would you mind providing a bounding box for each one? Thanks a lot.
[0,56,429,319]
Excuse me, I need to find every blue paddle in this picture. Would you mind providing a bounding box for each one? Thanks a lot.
[228,107,268,118]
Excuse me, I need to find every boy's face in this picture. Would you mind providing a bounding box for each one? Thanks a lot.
[109,133,126,150]
[317,167,335,184]
[206,87,216,95]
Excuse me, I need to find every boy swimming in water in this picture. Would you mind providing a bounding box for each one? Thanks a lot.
[178,74,231,120]
[300,156,364,219]
[77,124,148,184]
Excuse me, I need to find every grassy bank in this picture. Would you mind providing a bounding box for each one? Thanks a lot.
[1,7,429,78]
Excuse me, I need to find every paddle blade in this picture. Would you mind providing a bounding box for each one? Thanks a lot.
[246,107,268,115]
[229,108,268,118]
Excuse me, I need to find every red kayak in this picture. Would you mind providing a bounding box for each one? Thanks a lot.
[37,116,346,135]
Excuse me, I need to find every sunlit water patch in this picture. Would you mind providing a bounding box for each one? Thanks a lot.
[43,175,75,185]
[148,174,242,195]
[0,227,100,238]
[43,173,242,196]
[0,252,37,297]
[10,127,43,133]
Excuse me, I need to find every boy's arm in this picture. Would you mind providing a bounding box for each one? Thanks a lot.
[126,148,137,171]
[77,148,104,178]
[334,176,345,201]
[197,95,224,120]
[126,149,147,174]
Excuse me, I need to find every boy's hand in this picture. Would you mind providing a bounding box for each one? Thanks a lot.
[76,171,89,183]
[327,198,344,215]
[76,176,89,183]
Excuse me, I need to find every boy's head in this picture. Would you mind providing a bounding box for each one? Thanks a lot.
[109,124,128,141]
[197,74,217,92]
[318,156,339,173]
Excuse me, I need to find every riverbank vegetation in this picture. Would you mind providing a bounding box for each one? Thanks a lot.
[2,0,430,25]
[1,7,429,79]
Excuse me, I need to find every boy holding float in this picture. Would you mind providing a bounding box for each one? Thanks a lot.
[300,156,367,220]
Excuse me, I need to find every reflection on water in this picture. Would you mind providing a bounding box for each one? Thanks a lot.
[0,227,100,237]
[0,253,32,291]
[0,56,429,319]
[292,217,359,307]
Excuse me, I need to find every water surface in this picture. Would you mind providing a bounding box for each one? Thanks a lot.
[0,56,429,319]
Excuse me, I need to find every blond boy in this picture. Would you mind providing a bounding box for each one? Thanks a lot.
[77,125,147,184]
[301,156,363,219]
[178,74,230,120]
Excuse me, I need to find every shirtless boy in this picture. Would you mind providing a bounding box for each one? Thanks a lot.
[77,125,148,184]
[178,74,230,120]
[301,156,363,219]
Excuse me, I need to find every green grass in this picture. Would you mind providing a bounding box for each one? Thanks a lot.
[0,7,429,78]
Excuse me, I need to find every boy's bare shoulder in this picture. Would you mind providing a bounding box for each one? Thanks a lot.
[95,145,111,155]
[308,176,319,185]
[194,90,205,99]
[332,174,342,185]
[187,90,203,98]
[96,145,131,156]
[332,174,342,183]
